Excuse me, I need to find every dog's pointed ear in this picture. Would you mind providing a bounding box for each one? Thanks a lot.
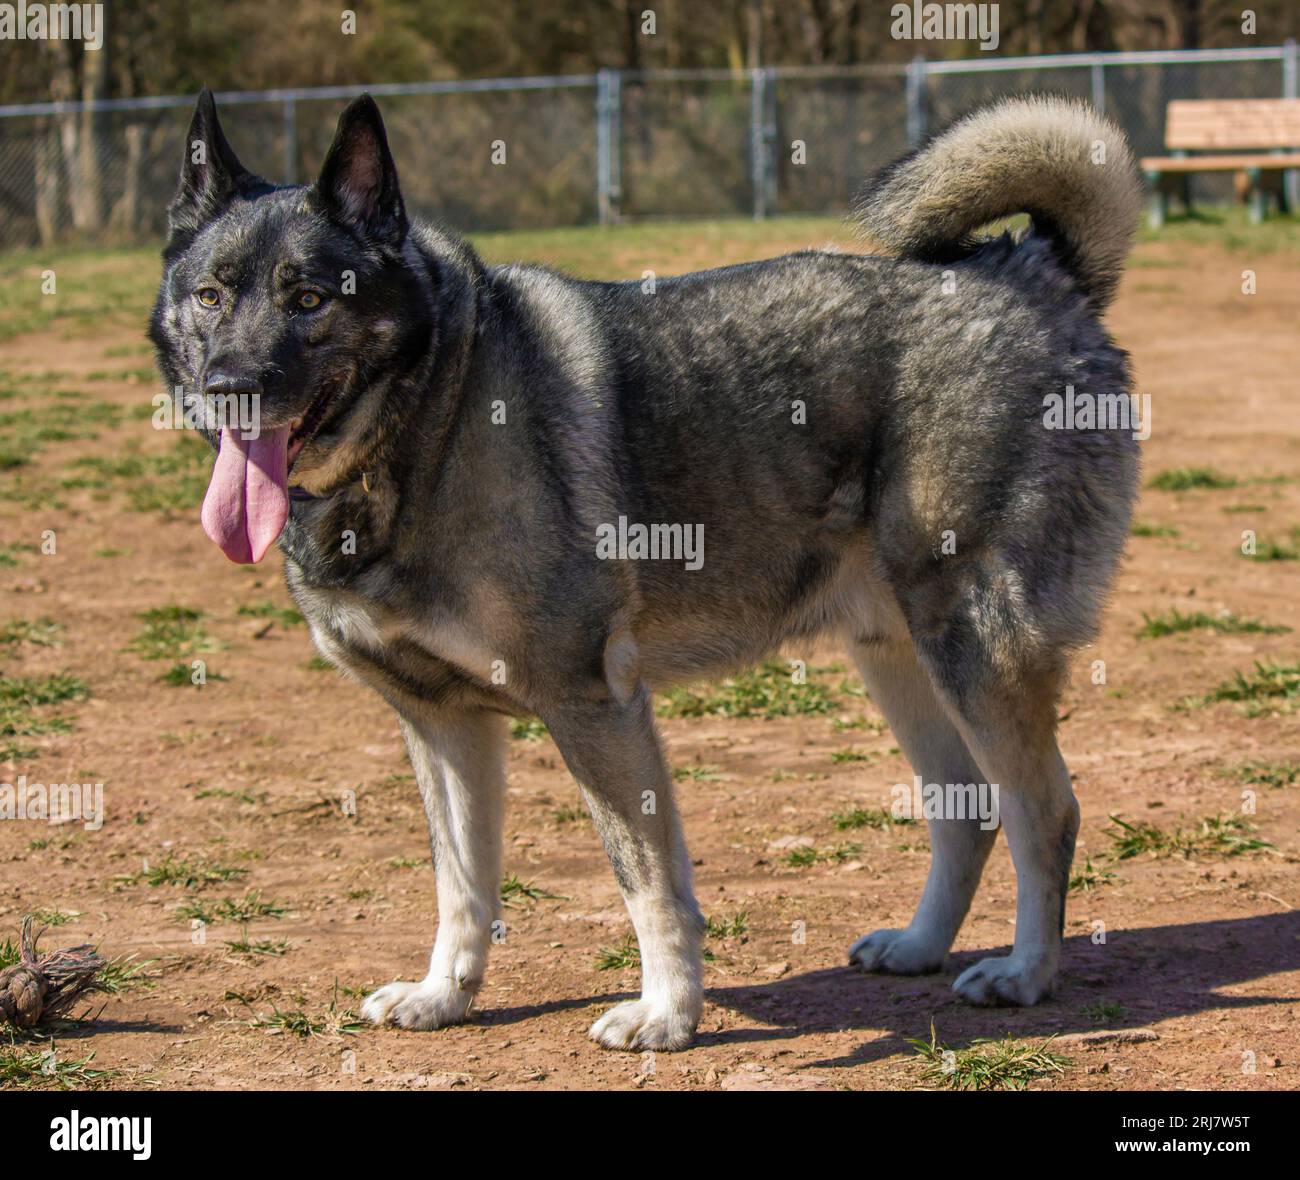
[168,88,262,244]
[315,94,408,246]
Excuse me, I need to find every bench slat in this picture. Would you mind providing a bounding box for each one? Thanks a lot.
[1165,99,1300,149]
[1142,153,1300,171]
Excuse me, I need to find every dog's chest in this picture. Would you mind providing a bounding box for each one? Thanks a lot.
[289,576,506,709]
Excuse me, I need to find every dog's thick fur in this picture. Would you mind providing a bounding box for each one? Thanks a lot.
[150,90,1142,1049]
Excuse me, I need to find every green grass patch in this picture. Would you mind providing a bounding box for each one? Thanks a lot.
[0,541,38,567]
[0,616,62,647]
[1137,608,1288,639]
[0,672,88,759]
[1138,208,1300,252]
[115,852,248,889]
[783,841,862,866]
[909,1022,1071,1091]
[672,762,721,782]
[242,998,362,1038]
[1105,813,1271,860]
[0,396,123,460]
[1147,467,1237,492]
[96,954,158,994]
[0,1042,119,1089]
[1197,661,1300,715]
[509,717,549,741]
[1246,534,1299,562]
[161,661,225,686]
[67,432,212,516]
[1232,760,1299,789]
[237,601,304,626]
[658,660,839,720]
[224,929,290,957]
[832,806,913,831]
[831,713,887,734]
[1082,1001,1126,1025]
[594,933,641,971]
[26,907,80,927]
[500,873,563,908]
[1068,855,1118,893]
[126,605,221,661]
[385,856,424,870]
[0,246,162,344]
[1129,522,1180,538]
[705,911,749,939]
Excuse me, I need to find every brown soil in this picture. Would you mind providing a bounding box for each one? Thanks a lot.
[1,239,1297,1091]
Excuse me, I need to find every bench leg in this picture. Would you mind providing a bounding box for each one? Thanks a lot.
[1247,167,1264,224]
[1144,170,1165,229]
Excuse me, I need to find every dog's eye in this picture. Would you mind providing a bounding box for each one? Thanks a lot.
[297,291,324,310]
[196,288,220,308]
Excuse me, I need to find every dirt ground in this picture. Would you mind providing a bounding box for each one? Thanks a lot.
[1,226,1297,1091]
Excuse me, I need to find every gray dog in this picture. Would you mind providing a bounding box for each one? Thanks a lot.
[150,89,1142,1050]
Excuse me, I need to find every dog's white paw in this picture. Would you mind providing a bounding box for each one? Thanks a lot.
[849,928,946,975]
[361,979,476,1030]
[952,955,1053,1007]
[589,1000,697,1051]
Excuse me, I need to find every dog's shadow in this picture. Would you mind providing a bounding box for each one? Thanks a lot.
[484,912,1299,1068]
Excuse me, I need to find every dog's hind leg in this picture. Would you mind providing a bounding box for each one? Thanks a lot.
[542,687,704,1051]
[361,708,506,1030]
[917,632,1079,1007]
[847,639,997,975]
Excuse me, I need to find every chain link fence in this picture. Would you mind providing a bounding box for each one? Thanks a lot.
[0,44,1295,250]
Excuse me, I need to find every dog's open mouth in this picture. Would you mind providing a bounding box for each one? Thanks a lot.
[286,385,337,474]
[201,386,338,565]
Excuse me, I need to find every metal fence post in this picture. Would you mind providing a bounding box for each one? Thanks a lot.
[1285,38,1297,212]
[282,98,298,184]
[750,67,767,219]
[609,69,622,219]
[906,55,927,147]
[596,69,623,225]
[596,69,611,225]
[1091,57,1105,112]
[764,65,778,216]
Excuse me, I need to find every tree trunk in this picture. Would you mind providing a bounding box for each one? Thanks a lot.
[34,117,63,247]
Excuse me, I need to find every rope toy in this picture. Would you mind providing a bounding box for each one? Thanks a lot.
[0,917,106,1029]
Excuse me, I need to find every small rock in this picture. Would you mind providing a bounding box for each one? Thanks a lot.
[768,835,814,851]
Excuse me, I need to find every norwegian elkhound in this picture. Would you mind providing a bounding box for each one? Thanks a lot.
[150,89,1142,1050]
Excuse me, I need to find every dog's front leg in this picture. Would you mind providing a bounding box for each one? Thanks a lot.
[362,708,506,1030]
[544,689,704,1051]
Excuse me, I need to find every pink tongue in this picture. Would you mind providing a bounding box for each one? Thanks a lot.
[200,426,291,564]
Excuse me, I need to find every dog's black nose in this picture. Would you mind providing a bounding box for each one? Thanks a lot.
[203,370,263,398]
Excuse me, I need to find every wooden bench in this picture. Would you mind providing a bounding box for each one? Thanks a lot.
[1140,99,1300,227]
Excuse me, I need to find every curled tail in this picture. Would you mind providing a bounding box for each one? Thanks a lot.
[855,95,1142,310]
